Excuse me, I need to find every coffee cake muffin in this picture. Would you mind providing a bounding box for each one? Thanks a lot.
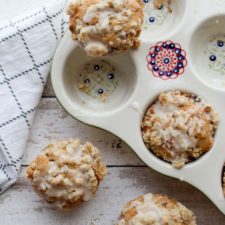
[67,0,143,56]
[117,193,196,225]
[27,138,107,209]
[141,91,219,168]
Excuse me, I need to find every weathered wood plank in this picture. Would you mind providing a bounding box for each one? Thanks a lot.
[18,76,225,225]
[1,167,224,225]
[42,76,55,97]
[24,98,143,166]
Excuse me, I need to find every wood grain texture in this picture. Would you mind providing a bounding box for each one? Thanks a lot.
[24,97,143,166]
[42,76,55,97]
[2,78,225,224]
[1,167,225,225]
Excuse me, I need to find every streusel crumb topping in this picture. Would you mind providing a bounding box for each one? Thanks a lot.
[141,91,219,168]
[27,138,107,209]
[67,0,143,56]
[117,193,196,225]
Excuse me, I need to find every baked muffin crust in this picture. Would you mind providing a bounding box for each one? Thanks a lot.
[141,91,219,168]
[27,138,107,209]
[67,0,144,56]
[117,193,197,225]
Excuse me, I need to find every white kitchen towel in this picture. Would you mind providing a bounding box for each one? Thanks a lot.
[0,0,67,193]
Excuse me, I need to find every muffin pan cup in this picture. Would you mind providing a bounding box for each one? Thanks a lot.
[51,0,225,214]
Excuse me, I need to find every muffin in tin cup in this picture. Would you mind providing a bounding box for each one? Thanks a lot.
[67,0,144,56]
[141,91,219,168]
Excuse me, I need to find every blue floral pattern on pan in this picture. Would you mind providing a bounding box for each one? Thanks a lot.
[142,0,170,29]
[147,40,188,80]
[78,60,119,101]
[204,34,225,76]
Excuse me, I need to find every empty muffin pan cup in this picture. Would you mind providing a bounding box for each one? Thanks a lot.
[190,15,225,90]
[51,0,225,215]
[141,0,186,41]
[55,37,137,118]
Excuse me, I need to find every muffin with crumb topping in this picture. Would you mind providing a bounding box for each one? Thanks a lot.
[27,138,107,209]
[67,0,143,57]
[117,193,196,225]
[141,91,219,168]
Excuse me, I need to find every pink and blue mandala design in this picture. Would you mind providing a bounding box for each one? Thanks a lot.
[147,41,188,80]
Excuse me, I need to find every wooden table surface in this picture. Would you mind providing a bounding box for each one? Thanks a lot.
[1,78,225,225]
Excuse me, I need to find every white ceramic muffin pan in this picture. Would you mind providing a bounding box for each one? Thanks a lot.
[51,0,225,214]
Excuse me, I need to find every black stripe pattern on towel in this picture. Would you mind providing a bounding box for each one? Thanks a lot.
[0,0,68,193]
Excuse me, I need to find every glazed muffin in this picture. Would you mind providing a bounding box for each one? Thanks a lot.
[27,138,107,209]
[67,0,144,57]
[141,91,219,168]
[117,193,196,225]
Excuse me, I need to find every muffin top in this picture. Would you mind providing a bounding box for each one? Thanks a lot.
[141,91,219,168]
[67,0,143,56]
[27,138,107,209]
[117,193,196,225]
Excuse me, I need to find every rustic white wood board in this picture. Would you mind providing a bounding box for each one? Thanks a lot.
[1,166,225,225]
[1,77,225,224]
[24,97,142,166]
[1,1,225,223]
